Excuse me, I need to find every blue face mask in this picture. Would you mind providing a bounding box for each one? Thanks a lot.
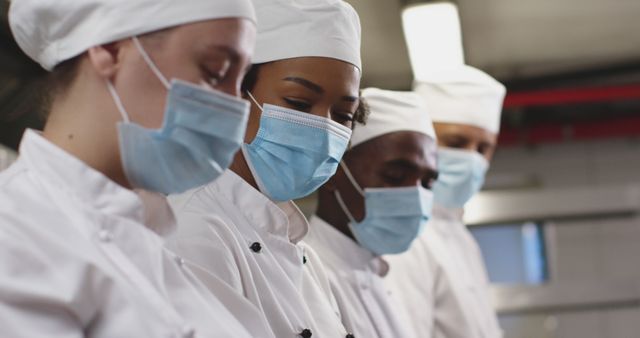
[107,37,250,195]
[432,148,489,208]
[335,162,434,256]
[243,94,352,202]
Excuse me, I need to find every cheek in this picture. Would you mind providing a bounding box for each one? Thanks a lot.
[338,178,366,221]
[484,150,495,163]
[115,66,168,129]
[243,105,262,143]
[310,105,332,120]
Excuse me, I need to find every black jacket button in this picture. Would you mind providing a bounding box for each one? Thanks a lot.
[346,334,355,338]
[250,242,262,253]
[299,328,312,338]
[303,255,308,264]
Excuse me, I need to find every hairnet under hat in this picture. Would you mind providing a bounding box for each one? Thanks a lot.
[251,0,362,71]
[9,0,256,71]
[414,65,506,134]
[351,88,436,148]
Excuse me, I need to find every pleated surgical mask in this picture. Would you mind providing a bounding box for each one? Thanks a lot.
[432,147,489,208]
[107,37,250,194]
[335,162,433,256]
[242,92,352,202]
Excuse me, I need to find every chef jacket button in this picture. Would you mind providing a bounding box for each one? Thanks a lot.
[250,242,262,253]
[346,334,355,338]
[299,329,312,338]
[98,229,113,242]
[303,255,307,264]
[175,256,186,267]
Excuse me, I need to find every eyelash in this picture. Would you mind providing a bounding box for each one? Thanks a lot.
[332,111,355,123]
[283,98,312,111]
[383,172,405,184]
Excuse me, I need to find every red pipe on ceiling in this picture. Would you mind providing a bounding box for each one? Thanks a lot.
[498,115,640,146]
[504,84,640,108]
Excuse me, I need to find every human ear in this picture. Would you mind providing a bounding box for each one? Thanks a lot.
[87,41,127,80]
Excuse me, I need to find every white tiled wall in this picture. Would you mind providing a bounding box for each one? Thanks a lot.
[487,137,640,338]
[487,138,640,189]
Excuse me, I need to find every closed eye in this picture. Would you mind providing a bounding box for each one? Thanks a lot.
[283,98,312,112]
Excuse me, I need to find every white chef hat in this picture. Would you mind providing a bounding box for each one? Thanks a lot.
[9,0,256,71]
[414,65,506,134]
[351,88,436,148]
[251,0,362,71]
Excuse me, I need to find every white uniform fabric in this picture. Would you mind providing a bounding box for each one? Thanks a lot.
[414,65,506,133]
[9,0,256,70]
[385,205,503,338]
[168,170,351,338]
[0,130,271,338]
[352,88,436,147]
[305,216,418,338]
[0,144,16,171]
[252,0,362,70]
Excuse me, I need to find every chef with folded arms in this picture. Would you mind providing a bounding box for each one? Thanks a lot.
[305,88,439,338]
[0,0,276,337]
[385,65,507,338]
[167,0,365,337]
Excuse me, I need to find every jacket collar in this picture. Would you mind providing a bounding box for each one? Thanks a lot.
[430,203,466,238]
[307,215,389,277]
[206,170,309,243]
[20,130,175,236]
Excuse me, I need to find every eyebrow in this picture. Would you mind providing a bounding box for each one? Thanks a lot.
[283,77,359,104]
[386,158,439,179]
[341,95,359,103]
[385,159,420,172]
[283,77,324,94]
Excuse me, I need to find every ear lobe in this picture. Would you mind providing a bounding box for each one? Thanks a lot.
[87,42,124,79]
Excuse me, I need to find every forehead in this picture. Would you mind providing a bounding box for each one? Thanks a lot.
[347,131,437,168]
[260,57,361,92]
[169,18,256,54]
[433,122,497,143]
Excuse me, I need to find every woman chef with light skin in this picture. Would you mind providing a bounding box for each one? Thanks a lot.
[0,0,276,337]
[385,65,507,338]
[167,0,366,337]
[306,88,438,338]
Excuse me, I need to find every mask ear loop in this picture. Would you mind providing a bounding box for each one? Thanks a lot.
[132,36,171,90]
[334,190,357,224]
[334,161,365,225]
[106,81,131,123]
[340,162,365,196]
[245,91,264,112]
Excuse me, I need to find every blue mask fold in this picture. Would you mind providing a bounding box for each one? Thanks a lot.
[432,148,489,208]
[335,162,434,256]
[243,102,352,202]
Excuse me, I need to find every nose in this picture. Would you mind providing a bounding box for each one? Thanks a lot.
[217,80,242,98]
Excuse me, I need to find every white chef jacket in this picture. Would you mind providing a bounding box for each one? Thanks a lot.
[385,205,503,338]
[304,216,418,338]
[0,144,16,171]
[168,170,352,338]
[0,130,270,338]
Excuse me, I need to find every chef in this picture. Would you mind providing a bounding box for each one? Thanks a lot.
[386,65,507,338]
[305,88,439,338]
[167,0,365,337]
[0,0,273,336]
